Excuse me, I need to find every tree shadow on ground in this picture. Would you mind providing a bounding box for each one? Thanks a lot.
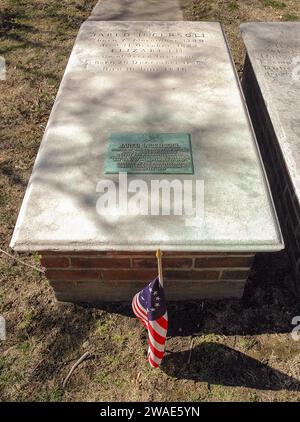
[0,161,27,187]
[162,342,300,391]
[0,1,96,55]
[0,9,36,36]
[23,300,97,384]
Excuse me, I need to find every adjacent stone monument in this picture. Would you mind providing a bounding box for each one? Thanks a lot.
[10,20,283,302]
[241,22,300,294]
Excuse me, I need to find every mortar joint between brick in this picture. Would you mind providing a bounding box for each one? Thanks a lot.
[193,266,251,271]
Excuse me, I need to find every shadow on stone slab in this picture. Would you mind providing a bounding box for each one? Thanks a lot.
[162,342,300,391]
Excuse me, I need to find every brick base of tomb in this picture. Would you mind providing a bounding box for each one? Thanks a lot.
[40,251,255,302]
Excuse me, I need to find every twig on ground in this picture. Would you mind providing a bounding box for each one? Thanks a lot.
[136,372,141,385]
[0,248,45,273]
[63,352,90,388]
[187,337,194,365]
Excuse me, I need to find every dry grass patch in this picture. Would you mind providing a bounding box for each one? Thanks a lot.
[181,0,300,74]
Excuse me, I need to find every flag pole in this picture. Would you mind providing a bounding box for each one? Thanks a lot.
[156,249,164,287]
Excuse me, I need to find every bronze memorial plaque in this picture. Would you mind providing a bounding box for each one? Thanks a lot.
[104,133,194,174]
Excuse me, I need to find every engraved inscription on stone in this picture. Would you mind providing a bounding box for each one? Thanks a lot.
[104,133,194,174]
[80,29,207,73]
[256,43,299,81]
[241,22,300,202]
[249,35,300,141]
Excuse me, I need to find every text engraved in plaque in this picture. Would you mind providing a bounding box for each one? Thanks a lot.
[104,133,194,174]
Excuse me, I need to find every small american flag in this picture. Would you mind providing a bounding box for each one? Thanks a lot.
[132,276,168,368]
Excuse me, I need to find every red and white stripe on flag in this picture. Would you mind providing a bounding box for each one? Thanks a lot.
[132,292,168,368]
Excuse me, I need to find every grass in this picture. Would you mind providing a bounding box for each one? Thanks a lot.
[262,0,287,9]
[0,0,300,402]
[95,320,110,335]
[39,386,63,402]
[18,309,34,331]
[183,0,299,75]
[228,1,239,12]
[283,12,298,20]
[17,340,31,354]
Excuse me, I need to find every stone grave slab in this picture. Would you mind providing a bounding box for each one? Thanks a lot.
[241,22,300,294]
[10,21,283,301]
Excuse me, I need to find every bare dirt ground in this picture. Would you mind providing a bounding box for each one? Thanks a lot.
[1,0,300,402]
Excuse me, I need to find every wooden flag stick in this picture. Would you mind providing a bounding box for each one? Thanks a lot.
[156,249,164,286]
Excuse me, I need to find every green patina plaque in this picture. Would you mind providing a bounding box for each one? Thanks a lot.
[104,133,194,174]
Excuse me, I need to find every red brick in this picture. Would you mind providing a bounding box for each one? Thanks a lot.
[195,256,254,268]
[46,270,101,282]
[41,256,70,268]
[40,251,108,256]
[70,257,130,269]
[132,258,193,269]
[68,252,108,257]
[165,270,220,281]
[101,270,157,281]
[49,280,76,291]
[163,258,193,269]
[221,270,249,281]
[162,252,253,257]
[105,251,153,256]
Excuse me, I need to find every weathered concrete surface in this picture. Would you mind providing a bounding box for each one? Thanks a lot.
[10,21,283,253]
[89,0,184,21]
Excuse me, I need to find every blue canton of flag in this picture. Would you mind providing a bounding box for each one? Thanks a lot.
[132,276,168,368]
